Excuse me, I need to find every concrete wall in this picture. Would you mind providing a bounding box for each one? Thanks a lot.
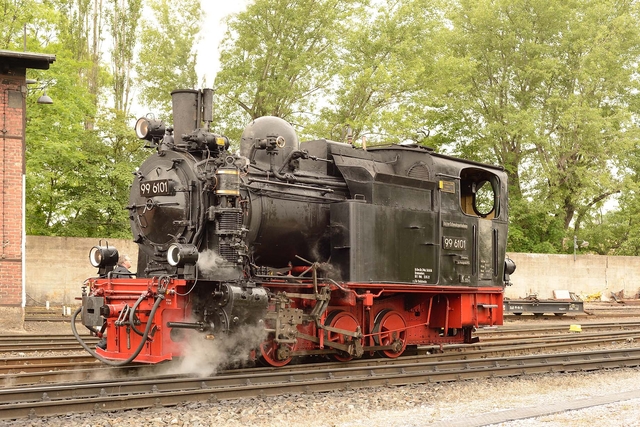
[21,237,640,305]
[505,253,640,300]
[26,236,138,306]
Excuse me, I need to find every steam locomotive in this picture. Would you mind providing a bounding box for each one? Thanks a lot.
[73,88,515,366]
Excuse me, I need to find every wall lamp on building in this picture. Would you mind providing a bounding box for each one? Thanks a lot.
[25,79,53,104]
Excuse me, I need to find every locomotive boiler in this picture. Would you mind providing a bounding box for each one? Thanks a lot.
[73,88,515,366]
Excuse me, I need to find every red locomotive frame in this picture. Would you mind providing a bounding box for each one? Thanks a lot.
[83,272,502,366]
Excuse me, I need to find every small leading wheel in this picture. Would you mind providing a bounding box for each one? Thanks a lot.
[325,310,362,362]
[372,309,407,358]
[259,336,296,367]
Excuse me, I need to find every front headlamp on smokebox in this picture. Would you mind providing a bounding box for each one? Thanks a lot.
[167,243,199,267]
[135,117,165,141]
[89,245,119,277]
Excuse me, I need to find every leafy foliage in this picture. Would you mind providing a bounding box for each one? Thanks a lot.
[135,0,201,115]
[432,0,640,253]
[214,0,364,141]
[108,0,143,114]
[307,0,445,144]
[0,0,39,48]
[10,0,640,256]
[26,54,99,236]
[21,0,197,238]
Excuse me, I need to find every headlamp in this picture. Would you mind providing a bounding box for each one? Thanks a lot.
[135,117,165,141]
[89,245,119,268]
[167,243,199,267]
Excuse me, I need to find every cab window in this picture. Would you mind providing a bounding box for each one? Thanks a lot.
[460,168,500,219]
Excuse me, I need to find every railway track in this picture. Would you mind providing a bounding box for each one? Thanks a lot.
[476,328,640,344]
[2,321,639,382]
[0,355,100,376]
[0,335,97,354]
[2,320,639,420]
[0,328,634,387]
[479,320,640,334]
[1,346,639,420]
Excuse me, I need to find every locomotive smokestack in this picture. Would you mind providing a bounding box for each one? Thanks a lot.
[202,88,214,129]
[171,89,200,143]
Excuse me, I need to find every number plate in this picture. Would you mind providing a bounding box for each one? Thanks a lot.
[140,179,172,197]
[443,236,467,250]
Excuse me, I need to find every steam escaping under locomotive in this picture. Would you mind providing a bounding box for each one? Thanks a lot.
[73,88,516,366]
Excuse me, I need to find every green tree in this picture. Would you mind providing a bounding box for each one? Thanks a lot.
[24,0,143,238]
[15,0,201,238]
[93,0,147,238]
[0,0,37,48]
[582,141,640,256]
[434,0,640,252]
[49,0,108,130]
[308,0,443,144]
[135,0,201,115]
[214,0,364,140]
[108,0,143,114]
[26,55,99,236]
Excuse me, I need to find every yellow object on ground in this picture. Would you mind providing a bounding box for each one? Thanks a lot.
[569,324,582,332]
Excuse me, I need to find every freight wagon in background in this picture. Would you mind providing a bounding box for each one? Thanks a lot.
[504,290,584,317]
[74,88,516,367]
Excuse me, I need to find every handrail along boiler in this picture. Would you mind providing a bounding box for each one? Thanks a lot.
[73,88,516,366]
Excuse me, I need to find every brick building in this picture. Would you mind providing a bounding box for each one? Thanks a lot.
[0,51,55,320]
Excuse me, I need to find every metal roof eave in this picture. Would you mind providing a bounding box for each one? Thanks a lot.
[0,50,56,70]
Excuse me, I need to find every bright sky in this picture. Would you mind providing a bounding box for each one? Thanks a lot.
[195,1,250,86]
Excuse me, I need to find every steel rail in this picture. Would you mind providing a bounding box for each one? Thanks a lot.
[506,311,640,320]
[476,320,640,334]
[0,354,96,368]
[422,330,640,353]
[0,334,97,352]
[0,358,100,375]
[3,329,640,386]
[477,329,640,344]
[0,334,92,341]
[0,364,157,388]
[1,346,640,420]
[0,343,94,353]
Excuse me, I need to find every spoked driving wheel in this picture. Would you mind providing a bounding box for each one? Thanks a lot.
[324,310,362,362]
[372,309,407,358]
[259,335,296,367]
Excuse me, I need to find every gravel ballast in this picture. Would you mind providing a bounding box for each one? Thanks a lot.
[4,367,640,426]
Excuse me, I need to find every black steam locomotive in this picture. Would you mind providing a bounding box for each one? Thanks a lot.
[73,89,515,366]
